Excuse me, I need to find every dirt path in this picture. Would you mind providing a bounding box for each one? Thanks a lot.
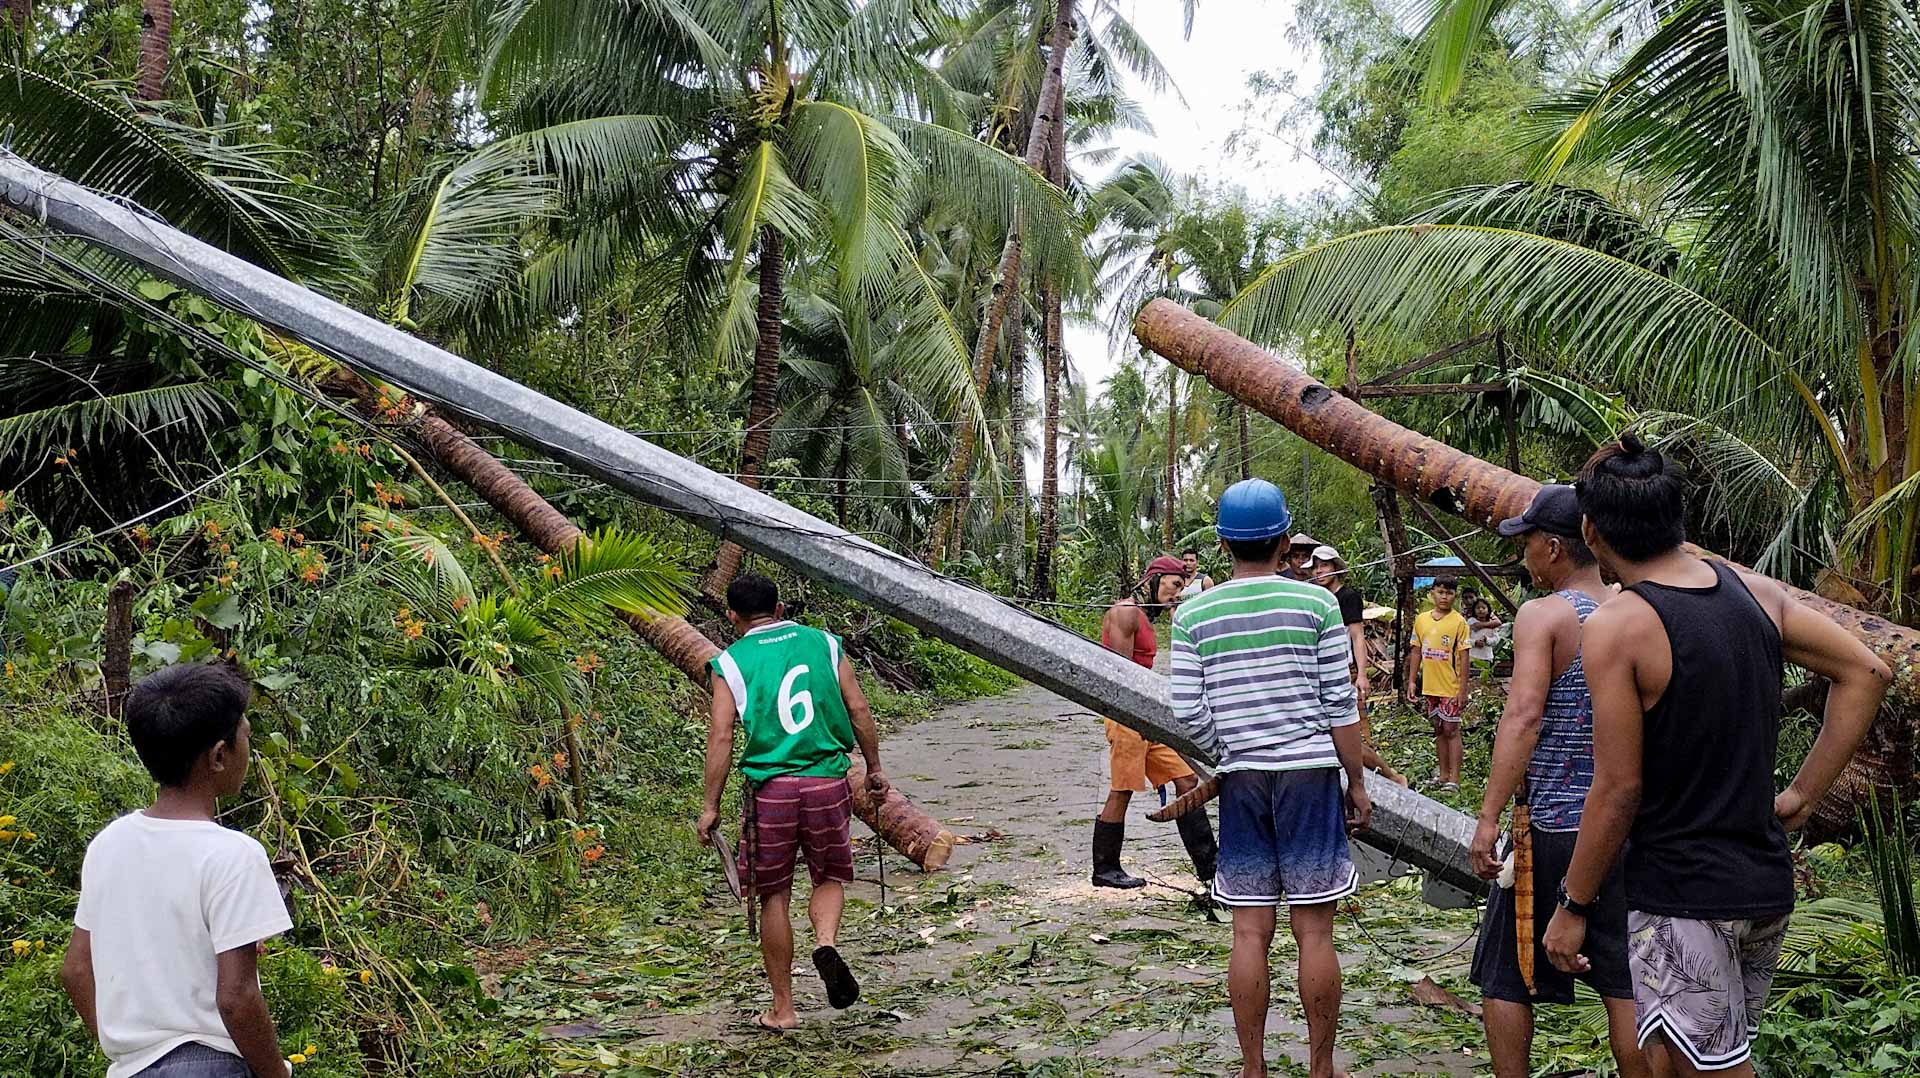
[520,682,1499,1076]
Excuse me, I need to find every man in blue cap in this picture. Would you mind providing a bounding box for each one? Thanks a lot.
[1171,478,1371,1078]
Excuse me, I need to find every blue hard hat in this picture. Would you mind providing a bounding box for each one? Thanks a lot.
[1217,478,1292,541]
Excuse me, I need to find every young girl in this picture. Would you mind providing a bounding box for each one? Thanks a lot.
[1467,598,1502,678]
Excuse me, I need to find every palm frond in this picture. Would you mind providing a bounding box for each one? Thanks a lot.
[375,145,554,324]
[1218,223,1780,424]
[786,100,914,304]
[1408,0,1518,104]
[0,375,225,462]
[367,505,478,604]
[538,525,688,625]
[480,0,729,107]
[881,115,1079,278]
[0,63,349,280]
[1409,182,1680,273]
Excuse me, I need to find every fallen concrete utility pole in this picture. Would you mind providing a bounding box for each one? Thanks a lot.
[1135,298,1919,834]
[0,153,1485,896]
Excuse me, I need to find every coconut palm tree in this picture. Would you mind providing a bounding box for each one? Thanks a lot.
[1093,157,1306,503]
[478,0,1070,602]
[1222,0,1920,614]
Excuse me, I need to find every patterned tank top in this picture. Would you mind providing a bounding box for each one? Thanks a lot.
[1527,589,1600,832]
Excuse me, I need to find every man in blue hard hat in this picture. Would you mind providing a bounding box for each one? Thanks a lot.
[1172,478,1371,1078]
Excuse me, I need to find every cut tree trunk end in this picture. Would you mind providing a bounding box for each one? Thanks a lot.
[1134,298,1920,823]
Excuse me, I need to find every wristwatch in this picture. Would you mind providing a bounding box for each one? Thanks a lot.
[1556,878,1596,917]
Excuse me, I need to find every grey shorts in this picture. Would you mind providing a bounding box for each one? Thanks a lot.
[1628,911,1790,1072]
[135,1043,254,1077]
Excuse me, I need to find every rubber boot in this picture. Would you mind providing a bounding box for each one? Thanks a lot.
[1090,819,1146,889]
[1176,809,1220,918]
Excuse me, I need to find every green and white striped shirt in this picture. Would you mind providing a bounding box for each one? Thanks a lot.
[1170,577,1358,772]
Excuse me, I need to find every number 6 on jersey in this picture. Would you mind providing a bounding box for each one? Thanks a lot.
[777,664,815,735]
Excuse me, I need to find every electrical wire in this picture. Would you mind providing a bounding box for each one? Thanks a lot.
[1,447,275,574]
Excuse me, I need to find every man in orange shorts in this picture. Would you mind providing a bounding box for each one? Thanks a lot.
[1093,555,1217,893]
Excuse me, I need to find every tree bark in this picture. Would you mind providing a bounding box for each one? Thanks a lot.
[1136,298,1920,823]
[329,371,954,868]
[137,0,170,100]
[1032,279,1063,600]
[1007,285,1028,590]
[703,226,784,605]
[101,579,134,718]
[1164,370,1178,548]
[1237,402,1251,480]
[930,1,1075,566]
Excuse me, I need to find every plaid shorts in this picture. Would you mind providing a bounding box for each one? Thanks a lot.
[1629,911,1790,1071]
[739,775,855,895]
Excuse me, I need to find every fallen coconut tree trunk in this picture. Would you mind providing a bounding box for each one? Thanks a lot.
[1134,298,1918,835]
[327,370,955,870]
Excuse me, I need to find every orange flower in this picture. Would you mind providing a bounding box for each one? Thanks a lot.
[359,522,376,534]
[451,596,469,612]
[582,845,605,863]
[551,750,568,771]
[527,763,553,789]
[268,527,286,544]
[204,522,222,538]
[572,828,588,844]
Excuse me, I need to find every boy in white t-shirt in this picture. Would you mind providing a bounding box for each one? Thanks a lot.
[61,663,294,1078]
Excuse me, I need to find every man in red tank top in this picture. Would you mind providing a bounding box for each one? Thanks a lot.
[1091,556,1217,897]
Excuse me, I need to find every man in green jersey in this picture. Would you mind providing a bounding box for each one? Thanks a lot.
[696,575,890,1030]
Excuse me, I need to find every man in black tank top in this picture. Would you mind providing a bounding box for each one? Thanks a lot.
[1543,436,1889,1077]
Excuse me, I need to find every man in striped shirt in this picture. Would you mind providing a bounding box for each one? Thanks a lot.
[1172,479,1371,1078]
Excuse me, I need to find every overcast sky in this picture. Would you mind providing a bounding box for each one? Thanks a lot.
[1062,0,1339,396]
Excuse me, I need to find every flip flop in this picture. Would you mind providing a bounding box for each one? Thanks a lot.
[812,945,860,1009]
[752,1014,794,1033]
